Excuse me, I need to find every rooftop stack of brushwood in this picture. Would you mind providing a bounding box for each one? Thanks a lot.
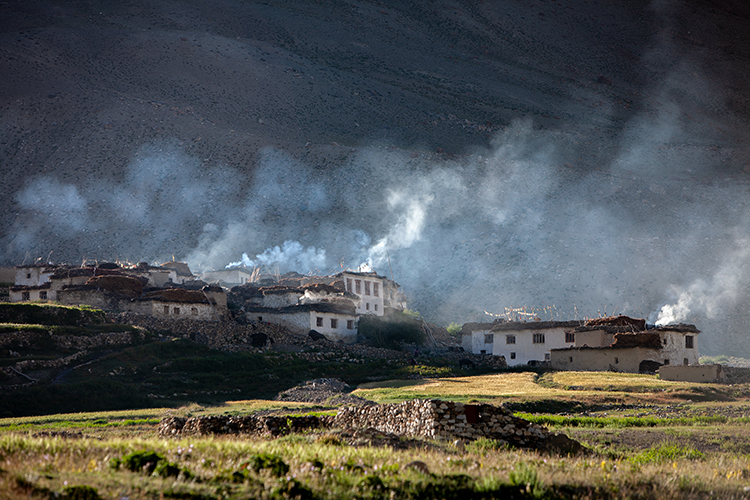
[158,399,582,453]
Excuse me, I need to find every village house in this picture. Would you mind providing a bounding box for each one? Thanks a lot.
[241,282,361,343]
[338,270,407,316]
[550,318,700,373]
[14,263,58,287]
[159,261,195,284]
[461,320,506,355]
[487,320,583,366]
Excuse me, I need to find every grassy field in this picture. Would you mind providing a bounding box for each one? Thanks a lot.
[2,371,750,499]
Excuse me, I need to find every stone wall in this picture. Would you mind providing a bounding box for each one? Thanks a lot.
[158,399,579,453]
[333,399,549,448]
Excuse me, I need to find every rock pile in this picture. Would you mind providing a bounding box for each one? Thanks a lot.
[274,378,375,406]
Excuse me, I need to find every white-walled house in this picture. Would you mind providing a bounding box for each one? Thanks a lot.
[247,303,358,344]
[490,321,582,366]
[461,320,506,355]
[339,271,407,316]
[15,264,57,287]
[550,324,700,373]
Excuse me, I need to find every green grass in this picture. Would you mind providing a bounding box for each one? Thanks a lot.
[517,413,740,429]
[0,303,106,325]
[0,322,140,335]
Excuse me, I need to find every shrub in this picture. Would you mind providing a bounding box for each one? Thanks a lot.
[61,485,102,500]
[120,450,165,474]
[446,323,462,337]
[243,453,290,477]
[358,312,425,350]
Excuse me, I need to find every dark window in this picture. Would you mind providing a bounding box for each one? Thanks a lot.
[533,333,545,344]
[510,352,516,360]
[615,357,619,364]
[355,280,361,294]
[39,291,47,300]
[346,278,352,291]
[484,334,493,344]
[173,307,180,315]
[366,303,370,311]
[191,307,198,315]
[21,292,30,301]
[164,305,170,314]
[685,336,694,349]
[364,281,371,296]
[480,350,486,354]
[664,359,670,365]
[506,335,515,345]
[330,318,338,329]
[544,353,550,361]
[26,273,31,279]
[373,283,379,297]
[374,304,378,311]
[316,317,323,327]
[347,320,354,329]
[565,332,575,343]
[569,356,573,362]
[258,316,263,322]
[684,358,689,365]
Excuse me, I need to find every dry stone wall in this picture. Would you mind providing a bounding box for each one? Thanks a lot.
[333,399,549,447]
[158,399,579,453]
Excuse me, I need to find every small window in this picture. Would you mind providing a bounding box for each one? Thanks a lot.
[21,292,30,301]
[355,280,361,294]
[569,356,573,362]
[510,352,516,360]
[191,307,198,315]
[544,353,550,361]
[533,333,545,344]
[364,281,371,296]
[565,332,575,343]
[480,349,486,354]
[346,278,352,291]
[173,307,180,315]
[258,316,263,322]
[374,304,378,311]
[164,305,170,314]
[664,359,670,365]
[484,334,493,344]
[373,283,379,297]
[685,335,694,349]
[366,303,370,311]
[330,318,338,329]
[316,317,323,327]
[39,291,47,300]
[684,358,689,365]
[615,357,619,364]
[26,273,31,279]
[506,335,515,345]
[347,320,354,329]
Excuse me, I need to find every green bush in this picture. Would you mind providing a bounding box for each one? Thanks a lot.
[121,450,165,474]
[358,312,425,350]
[61,485,102,500]
[446,323,462,337]
[243,453,290,477]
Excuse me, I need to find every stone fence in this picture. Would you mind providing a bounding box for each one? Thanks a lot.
[158,399,581,453]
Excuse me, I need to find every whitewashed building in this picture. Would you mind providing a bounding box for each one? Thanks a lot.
[338,271,407,316]
[490,321,582,366]
[461,320,506,355]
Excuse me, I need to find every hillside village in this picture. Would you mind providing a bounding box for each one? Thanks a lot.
[0,259,712,381]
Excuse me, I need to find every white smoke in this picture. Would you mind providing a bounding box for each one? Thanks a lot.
[226,240,327,274]
[654,238,750,326]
